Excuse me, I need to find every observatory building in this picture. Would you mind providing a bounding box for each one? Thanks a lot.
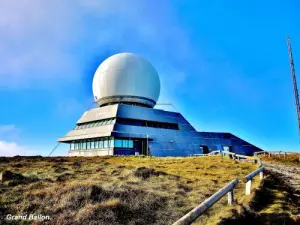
[58,53,262,156]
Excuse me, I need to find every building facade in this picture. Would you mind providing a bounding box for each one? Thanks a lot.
[58,53,262,156]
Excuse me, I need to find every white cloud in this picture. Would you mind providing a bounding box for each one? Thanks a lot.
[0,124,16,133]
[0,124,38,156]
[0,124,20,141]
[0,0,195,91]
[0,140,32,156]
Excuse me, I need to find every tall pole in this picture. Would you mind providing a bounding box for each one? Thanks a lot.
[287,36,300,137]
[146,134,149,156]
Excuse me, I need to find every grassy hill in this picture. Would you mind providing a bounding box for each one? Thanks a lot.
[261,153,300,167]
[0,156,260,225]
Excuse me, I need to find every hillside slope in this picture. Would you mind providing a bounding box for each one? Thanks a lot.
[220,155,300,225]
[0,156,258,225]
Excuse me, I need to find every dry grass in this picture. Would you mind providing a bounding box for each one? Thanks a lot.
[261,153,300,167]
[219,171,300,225]
[0,156,259,225]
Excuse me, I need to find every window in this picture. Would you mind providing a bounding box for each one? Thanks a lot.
[104,138,108,148]
[115,139,122,148]
[71,142,75,150]
[113,139,134,148]
[128,140,133,148]
[123,140,128,148]
[109,137,114,147]
[74,143,78,150]
[99,139,103,148]
[87,141,91,149]
[95,140,99,149]
[91,140,95,149]
[82,141,86,149]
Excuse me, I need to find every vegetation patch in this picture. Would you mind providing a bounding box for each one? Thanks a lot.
[219,171,300,225]
[133,167,167,179]
[0,156,259,225]
[261,153,300,167]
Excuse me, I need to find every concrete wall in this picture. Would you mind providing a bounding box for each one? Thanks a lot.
[68,148,114,156]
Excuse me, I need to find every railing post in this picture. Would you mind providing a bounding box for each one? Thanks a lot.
[246,180,252,195]
[227,190,234,205]
[258,158,262,167]
[259,171,264,179]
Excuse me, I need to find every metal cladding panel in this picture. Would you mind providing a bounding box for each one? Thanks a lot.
[58,103,263,156]
[77,105,118,124]
[58,125,114,142]
[116,104,183,124]
[113,123,182,137]
[58,132,112,142]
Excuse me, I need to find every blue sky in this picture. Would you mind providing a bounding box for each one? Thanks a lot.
[0,0,300,156]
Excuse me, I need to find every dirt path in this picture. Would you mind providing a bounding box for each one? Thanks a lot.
[264,161,300,192]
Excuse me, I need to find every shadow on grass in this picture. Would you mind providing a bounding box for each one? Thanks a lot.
[219,171,300,225]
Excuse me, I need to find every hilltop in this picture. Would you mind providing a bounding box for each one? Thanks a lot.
[0,156,259,225]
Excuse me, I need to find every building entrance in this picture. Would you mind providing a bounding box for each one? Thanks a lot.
[200,145,209,154]
[133,140,148,155]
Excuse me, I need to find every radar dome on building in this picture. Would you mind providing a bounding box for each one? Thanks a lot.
[92,53,160,108]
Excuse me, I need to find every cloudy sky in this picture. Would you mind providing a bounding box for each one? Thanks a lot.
[0,0,300,156]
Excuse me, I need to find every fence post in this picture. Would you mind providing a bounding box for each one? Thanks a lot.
[259,171,264,179]
[246,180,252,195]
[258,158,263,167]
[227,190,234,205]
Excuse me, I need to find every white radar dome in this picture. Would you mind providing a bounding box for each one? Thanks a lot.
[92,53,160,108]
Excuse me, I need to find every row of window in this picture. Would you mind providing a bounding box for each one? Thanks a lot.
[70,137,134,150]
[74,117,179,131]
[142,121,178,129]
[75,118,115,130]
[116,118,179,130]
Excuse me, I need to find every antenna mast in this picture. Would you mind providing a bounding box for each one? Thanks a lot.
[287,36,300,136]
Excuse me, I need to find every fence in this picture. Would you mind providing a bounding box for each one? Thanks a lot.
[189,150,221,157]
[172,179,238,225]
[244,166,264,195]
[173,152,264,225]
[254,150,299,157]
[254,150,300,162]
[190,150,256,163]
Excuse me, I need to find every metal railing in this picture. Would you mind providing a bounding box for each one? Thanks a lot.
[244,166,264,195]
[189,150,221,157]
[254,150,299,157]
[222,151,254,160]
[172,179,239,225]
[172,152,265,224]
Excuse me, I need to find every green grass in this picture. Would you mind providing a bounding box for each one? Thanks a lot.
[0,156,260,225]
